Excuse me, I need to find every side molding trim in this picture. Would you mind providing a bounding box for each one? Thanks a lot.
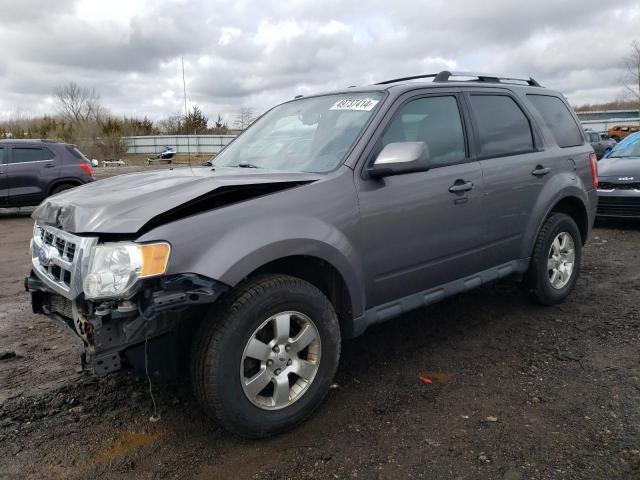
[346,259,530,338]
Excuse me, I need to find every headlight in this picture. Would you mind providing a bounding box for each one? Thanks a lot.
[83,242,170,300]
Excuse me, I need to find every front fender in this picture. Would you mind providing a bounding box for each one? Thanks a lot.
[143,214,366,318]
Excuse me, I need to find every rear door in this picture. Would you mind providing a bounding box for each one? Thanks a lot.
[464,90,551,265]
[7,145,59,206]
[467,90,584,265]
[0,146,8,205]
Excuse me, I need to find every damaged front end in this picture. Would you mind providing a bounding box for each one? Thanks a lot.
[25,223,228,375]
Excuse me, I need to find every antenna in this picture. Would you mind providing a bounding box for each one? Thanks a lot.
[181,56,192,172]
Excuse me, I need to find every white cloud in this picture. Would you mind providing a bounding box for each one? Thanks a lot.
[0,0,638,122]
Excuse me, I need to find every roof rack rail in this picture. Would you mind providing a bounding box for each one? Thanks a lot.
[375,70,541,87]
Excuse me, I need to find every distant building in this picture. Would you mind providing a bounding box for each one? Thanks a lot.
[576,109,639,121]
[577,109,640,134]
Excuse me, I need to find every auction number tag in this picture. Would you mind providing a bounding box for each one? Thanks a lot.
[330,98,379,111]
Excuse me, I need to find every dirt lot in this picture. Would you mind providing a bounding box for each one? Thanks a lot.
[0,203,639,479]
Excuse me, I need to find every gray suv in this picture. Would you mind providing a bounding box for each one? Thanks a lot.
[0,139,95,207]
[25,71,598,437]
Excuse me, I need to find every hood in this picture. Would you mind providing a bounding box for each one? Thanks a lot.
[598,157,640,180]
[32,167,320,234]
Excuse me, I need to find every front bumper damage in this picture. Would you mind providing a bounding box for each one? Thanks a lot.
[26,272,228,375]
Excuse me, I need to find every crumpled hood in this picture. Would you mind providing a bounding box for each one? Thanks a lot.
[32,167,320,234]
[598,157,640,180]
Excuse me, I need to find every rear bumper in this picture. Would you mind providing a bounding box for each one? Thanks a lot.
[596,189,640,218]
[25,271,229,375]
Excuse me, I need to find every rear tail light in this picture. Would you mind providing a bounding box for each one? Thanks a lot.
[79,162,93,177]
[588,153,598,189]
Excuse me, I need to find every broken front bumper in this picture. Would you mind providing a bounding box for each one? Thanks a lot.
[26,272,228,375]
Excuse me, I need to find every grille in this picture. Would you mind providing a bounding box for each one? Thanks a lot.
[597,197,640,218]
[36,226,77,289]
[31,224,97,300]
[39,228,77,262]
[598,182,640,191]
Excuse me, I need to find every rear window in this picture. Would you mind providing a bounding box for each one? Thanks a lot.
[527,95,584,148]
[65,145,89,161]
[469,94,534,158]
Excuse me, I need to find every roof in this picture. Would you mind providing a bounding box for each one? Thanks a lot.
[298,71,549,100]
[0,139,62,144]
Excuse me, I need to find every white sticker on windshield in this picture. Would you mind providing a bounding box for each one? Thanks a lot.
[330,98,379,111]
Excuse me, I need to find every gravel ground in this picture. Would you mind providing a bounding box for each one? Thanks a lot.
[0,201,638,479]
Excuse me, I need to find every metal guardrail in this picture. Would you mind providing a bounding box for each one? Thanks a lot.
[124,135,237,155]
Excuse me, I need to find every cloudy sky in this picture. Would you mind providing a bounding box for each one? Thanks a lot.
[1,0,639,123]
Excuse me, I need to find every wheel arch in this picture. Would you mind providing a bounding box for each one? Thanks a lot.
[247,255,354,336]
[47,178,82,196]
[526,194,589,260]
[547,196,589,244]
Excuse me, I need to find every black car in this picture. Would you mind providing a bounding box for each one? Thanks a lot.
[597,131,640,218]
[0,139,95,207]
[584,130,616,159]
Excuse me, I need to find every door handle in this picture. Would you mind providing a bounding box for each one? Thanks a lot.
[44,163,55,168]
[532,165,550,177]
[448,180,474,193]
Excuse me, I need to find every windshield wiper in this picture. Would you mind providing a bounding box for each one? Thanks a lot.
[236,161,261,169]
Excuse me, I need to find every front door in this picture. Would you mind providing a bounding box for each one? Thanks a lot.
[356,93,488,307]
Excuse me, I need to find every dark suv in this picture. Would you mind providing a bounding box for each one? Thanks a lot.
[0,139,94,207]
[25,71,598,437]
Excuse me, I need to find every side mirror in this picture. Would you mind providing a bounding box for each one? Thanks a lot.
[367,142,431,178]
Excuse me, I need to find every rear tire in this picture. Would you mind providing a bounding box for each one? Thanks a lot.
[191,274,341,438]
[526,213,582,305]
[50,183,76,195]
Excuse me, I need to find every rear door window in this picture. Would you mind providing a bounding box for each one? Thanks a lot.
[527,94,584,148]
[469,94,534,158]
[10,147,46,163]
[0,147,4,165]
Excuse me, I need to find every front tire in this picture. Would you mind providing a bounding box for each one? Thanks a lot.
[526,213,582,305]
[191,274,341,437]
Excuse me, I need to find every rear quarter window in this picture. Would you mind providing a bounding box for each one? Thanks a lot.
[527,95,584,148]
[65,145,89,161]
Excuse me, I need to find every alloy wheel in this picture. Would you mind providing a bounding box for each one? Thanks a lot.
[240,311,321,410]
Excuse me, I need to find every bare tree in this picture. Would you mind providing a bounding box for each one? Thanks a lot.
[53,82,103,123]
[157,114,182,135]
[234,107,255,130]
[623,40,640,112]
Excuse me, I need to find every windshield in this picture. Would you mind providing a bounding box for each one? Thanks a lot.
[607,132,640,158]
[214,93,383,173]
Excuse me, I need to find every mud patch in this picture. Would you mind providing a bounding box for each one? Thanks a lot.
[94,429,170,464]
